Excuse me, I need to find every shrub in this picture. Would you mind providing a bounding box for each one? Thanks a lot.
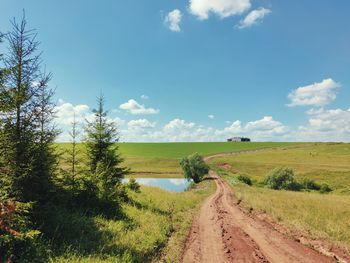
[264,167,301,191]
[180,153,209,183]
[320,184,332,194]
[0,201,46,262]
[127,178,140,192]
[237,175,252,186]
[302,179,321,190]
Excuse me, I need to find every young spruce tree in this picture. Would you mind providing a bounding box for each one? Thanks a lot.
[0,15,57,203]
[85,95,129,200]
[62,113,83,190]
[0,15,54,261]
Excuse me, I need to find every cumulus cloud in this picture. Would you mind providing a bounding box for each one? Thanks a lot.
[165,9,182,32]
[127,119,156,129]
[55,101,90,126]
[245,116,286,133]
[208,114,215,119]
[141,94,149,100]
[215,117,288,141]
[54,101,91,141]
[119,99,159,115]
[55,100,126,142]
[164,118,195,130]
[236,7,271,29]
[189,0,251,20]
[296,107,350,141]
[287,78,340,107]
[119,116,288,142]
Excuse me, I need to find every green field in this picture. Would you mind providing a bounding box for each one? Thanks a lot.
[212,143,350,251]
[57,142,300,178]
[52,142,350,259]
[53,142,301,262]
[211,143,350,193]
[50,180,215,262]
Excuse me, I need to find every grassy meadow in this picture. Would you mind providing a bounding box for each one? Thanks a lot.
[57,142,299,178]
[50,180,215,262]
[211,143,350,251]
[50,141,301,262]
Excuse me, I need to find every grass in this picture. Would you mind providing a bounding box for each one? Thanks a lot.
[50,141,311,262]
[212,143,350,193]
[49,141,300,262]
[213,142,350,252]
[116,142,299,158]
[50,179,215,262]
[57,142,300,178]
[228,182,350,251]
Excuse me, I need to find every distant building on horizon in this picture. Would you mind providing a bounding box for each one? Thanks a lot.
[227,137,251,142]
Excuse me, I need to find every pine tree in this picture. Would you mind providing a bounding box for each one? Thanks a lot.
[69,113,80,178]
[0,16,51,262]
[30,73,59,201]
[84,95,129,200]
[0,15,58,203]
[62,113,83,190]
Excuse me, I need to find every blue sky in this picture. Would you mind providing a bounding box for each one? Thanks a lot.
[1,0,350,142]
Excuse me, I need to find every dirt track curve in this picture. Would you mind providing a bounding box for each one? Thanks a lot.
[181,152,340,263]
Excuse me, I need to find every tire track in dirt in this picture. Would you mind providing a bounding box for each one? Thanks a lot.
[181,150,339,263]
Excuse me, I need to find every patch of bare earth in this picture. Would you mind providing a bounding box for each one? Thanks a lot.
[181,170,343,263]
[218,163,232,170]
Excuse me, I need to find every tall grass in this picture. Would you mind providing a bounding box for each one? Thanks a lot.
[50,179,215,262]
[214,143,350,252]
[230,183,350,250]
[212,143,350,193]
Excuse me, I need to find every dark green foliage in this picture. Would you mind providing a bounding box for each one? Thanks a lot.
[320,184,332,194]
[264,167,301,191]
[302,179,321,191]
[0,15,58,203]
[60,113,85,192]
[0,15,57,261]
[180,153,209,183]
[127,178,141,192]
[0,201,47,262]
[84,96,129,200]
[237,175,252,186]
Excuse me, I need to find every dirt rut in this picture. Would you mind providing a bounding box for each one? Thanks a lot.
[181,171,336,263]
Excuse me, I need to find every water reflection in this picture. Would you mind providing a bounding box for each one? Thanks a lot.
[123,178,192,192]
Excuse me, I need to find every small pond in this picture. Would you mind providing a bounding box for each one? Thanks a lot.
[123,178,192,192]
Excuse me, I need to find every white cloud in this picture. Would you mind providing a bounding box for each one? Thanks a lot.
[119,116,289,142]
[165,9,182,32]
[141,94,149,100]
[208,114,215,119]
[55,101,90,126]
[245,116,286,133]
[113,117,126,126]
[296,107,350,141]
[127,119,155,129]
[119,99,159,115]
[236,7,271,29]
[287,78,340,107]
[54,101,91,141]
[189,0,251,20]
[215,117,288,141]
[164,118,195,130]
[55,100,127,142]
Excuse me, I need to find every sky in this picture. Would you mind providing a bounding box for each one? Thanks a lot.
[1,0,350,142]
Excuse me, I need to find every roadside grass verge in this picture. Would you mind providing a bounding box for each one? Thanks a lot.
[226,181,350,252]
[50,179,215,262]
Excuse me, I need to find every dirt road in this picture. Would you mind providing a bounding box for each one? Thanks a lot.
[181,170,337,263]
